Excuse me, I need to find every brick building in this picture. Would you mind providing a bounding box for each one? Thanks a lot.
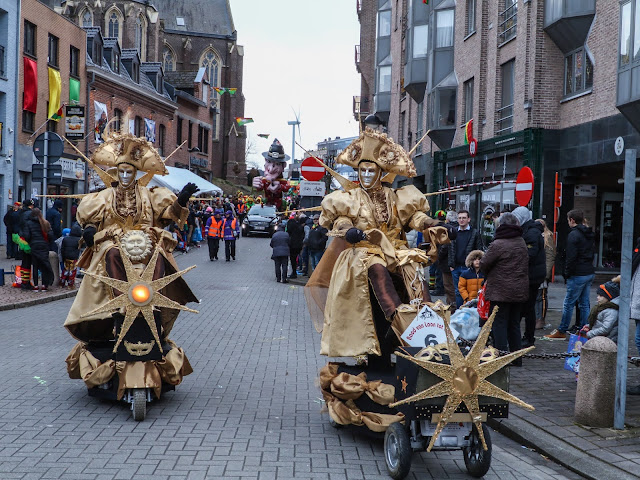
[16,0,87,223]
[356,0,640,273]
[53,0,247,184]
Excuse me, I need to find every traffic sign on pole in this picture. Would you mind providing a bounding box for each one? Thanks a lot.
[300,157,326,182]
[515,166,534,207]
[33,132,64,164]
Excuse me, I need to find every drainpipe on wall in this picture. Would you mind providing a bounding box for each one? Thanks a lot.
[221,40,230,180]
[12,0,22,201]
[84,72,95,193]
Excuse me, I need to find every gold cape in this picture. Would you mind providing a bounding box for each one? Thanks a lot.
[317,185,448,357]
[64,183,197,342]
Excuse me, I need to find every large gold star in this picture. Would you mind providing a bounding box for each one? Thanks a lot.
[390,307,534,452]
[80,243,198,353]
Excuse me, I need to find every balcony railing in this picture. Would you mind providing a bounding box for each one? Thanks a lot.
[0,45,5,78]
[355,45,361,73]
[498,2,517,45]
[495,104,514,135]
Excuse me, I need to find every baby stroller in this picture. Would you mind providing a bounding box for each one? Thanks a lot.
[170,223,188,253]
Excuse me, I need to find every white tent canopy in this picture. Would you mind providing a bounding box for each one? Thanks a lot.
[145,166,223,195]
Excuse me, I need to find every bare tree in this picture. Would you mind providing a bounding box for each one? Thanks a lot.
[245,136,261,170]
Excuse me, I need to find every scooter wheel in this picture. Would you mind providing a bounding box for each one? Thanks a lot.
[463,424,492,478]
[384,422,411,480]
[132,389,146,421]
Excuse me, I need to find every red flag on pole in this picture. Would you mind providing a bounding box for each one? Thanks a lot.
[23,57,38,113]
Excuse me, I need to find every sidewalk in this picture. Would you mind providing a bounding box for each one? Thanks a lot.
[0,250,80,311]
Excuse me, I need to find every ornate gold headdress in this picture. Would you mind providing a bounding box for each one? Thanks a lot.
[335,128,416,178]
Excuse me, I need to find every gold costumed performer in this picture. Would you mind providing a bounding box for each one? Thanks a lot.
[64,123,199,402]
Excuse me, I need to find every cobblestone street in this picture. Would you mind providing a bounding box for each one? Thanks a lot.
[0,237,584,479]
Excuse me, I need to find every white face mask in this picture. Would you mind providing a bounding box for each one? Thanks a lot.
[358,162,381,189]
[118,164,136,187]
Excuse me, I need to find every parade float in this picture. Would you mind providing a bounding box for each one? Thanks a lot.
[251,139,290,211]
[63,118,199,420]
[305,128,535,479]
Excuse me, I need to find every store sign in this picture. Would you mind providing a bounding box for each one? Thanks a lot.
[574,184,597,197]
[190,156,208,168]
[64,105,85,140]
[299,180,326,197]
[60,158,86,180]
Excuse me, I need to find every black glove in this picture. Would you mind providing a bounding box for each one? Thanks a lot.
[177,183,200,207]
[83,226,97,248]
[345,228,367,244]
[439,222,457,240]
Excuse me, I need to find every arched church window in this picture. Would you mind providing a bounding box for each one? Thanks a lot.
[135,15,147,61]
[162,46,176,72]
[200,49,220,92]
[106,9,122,44]
[80,8,92,27]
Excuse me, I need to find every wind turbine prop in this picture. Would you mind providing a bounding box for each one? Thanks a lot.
[287,107,302,162]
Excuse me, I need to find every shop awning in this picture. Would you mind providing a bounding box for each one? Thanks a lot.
[146,166,223,195]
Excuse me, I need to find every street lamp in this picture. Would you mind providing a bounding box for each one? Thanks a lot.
[364,113,385,132]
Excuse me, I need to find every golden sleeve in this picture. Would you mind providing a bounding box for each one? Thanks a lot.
[148,187,188,226]
[394,185,440,231]
[76,190,109,229]
[319,190,357,233]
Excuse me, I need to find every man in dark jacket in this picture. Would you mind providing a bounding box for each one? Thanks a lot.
[286,215,305,279]
[270,223,290,283]
[4,202,21,258]
[46,199,64,240]
[439,211,458,307]
[513,206,546,347]
[307,215,328,272]
[449,210,484,307]
[545,209,595,339]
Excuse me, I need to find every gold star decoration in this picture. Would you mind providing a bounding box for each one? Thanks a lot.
[80,243,198,353]
[390,307,535,452]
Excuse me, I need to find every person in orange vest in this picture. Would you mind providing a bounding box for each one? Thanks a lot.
[222,210,240,261]
[236,200,247,224]
[205,209,224,261]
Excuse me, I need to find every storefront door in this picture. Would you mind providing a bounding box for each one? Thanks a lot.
[598,192,623,269]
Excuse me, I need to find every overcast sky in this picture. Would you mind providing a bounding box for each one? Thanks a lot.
[228,0,361,169]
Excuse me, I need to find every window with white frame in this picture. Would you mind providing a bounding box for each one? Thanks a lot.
[466,0,476,36]
[619,0,640,67]
[497,60,515,134]
[564,47,593,97]
[379,10,391,37]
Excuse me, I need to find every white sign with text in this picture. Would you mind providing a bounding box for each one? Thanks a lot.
[401,305,458,347]
[299,180,326,197]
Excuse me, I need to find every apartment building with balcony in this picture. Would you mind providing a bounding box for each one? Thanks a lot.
[355,0,640,272]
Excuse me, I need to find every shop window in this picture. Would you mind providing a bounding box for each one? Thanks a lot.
[466,0,476,36]
[464,78,474,122]
[436,10,454,48]
[564,47,593,97]
[497,60,515,135]
[22,110,35,133]
[413,25,429,58]
[24,21,36,57]
[499,0,517,45]
[480,183,516,244]
[378,65,391,92]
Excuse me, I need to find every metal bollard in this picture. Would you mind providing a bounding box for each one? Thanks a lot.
[574,336,618,428]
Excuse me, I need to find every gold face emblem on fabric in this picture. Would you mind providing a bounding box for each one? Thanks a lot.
[124,340,156,356]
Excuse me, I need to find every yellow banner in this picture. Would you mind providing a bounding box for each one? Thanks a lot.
[48,67,62,120]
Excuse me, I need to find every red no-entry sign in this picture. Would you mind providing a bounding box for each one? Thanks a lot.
[300,157,326,182]
[515,167,534,207]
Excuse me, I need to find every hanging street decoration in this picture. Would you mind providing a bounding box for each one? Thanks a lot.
[236,117,254,126]
[214,87,237,96]
[257,133,270,139]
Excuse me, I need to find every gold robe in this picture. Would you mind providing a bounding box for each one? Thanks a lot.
[318,185,446,357]
[64,183,196,342]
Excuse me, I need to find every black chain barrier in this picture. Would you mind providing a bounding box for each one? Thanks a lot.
[456,338,640,365]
